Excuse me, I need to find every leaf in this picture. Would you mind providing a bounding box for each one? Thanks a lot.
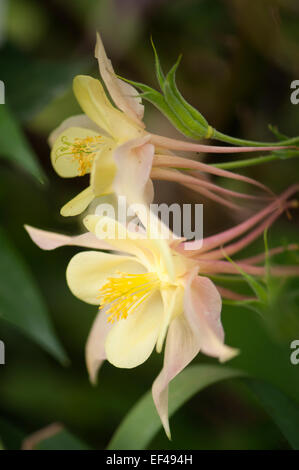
[268,124,289,141]
[118,76,200,139]
[20,423,90,450]
[0,105,46,183]
[245,379,299,450]
[35,430,90,450]
[108,364,299,450]
[222,250,268,304]
[163,56,210,138]
[0,227,68,364]
[150,37,165,90]
[107,365,244,450]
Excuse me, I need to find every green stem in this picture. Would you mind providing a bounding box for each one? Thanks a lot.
[212,152,299,170]
[213,129,299,147]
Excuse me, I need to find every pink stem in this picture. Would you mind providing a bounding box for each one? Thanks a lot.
[239,244,299,265]
[153,154,273,195]
[199,259,299,277]
[151,166,242,210]
[150,134,295,154]
[195,204,289,261]
[216,286,256,301]
[181,182,243,211]
[151,168,266,201]
[184,184,299,252]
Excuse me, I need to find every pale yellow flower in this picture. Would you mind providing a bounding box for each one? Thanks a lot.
[49,34,281,217]
[49,34,151,216]
[25,185,299,437]
[64,215,237,438]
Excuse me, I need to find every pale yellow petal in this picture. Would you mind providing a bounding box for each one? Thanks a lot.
[84,215,174,275]
[73,75,114,135]
[113,136,154,206]
[95,33,144,125]
[73,75,141,141]
[105,291,163,368]
[24,225,112,251]
[48,114,102,148]
[66,250,145,305]
[60,186,95,217]
[86,308,113,384]
[51,127,103,178]
[90,146,116,196]
[156,286,184,353]
[152,314,200,439]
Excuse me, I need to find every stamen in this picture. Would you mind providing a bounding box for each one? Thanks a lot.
[56,135,102,176]
[98,271,160,323]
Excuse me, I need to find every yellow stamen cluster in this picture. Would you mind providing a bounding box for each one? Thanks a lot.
[57,135,102,176]
[98,271,160,323]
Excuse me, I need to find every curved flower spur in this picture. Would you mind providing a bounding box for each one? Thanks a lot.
[25,185,299,438]
[49,34,292,216]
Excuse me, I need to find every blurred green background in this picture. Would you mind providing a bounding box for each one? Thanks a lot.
[0,0,299,450]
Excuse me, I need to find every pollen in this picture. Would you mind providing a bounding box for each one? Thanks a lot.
[57,135,103,176]
[98,271,159,323]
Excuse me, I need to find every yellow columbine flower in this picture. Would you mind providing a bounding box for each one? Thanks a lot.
[49,34,285,217]
[49,34,150,216]
[25,185,299,437]
[63,215,237,438]
[25,214,240,437]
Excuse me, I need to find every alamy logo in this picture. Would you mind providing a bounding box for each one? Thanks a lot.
[0,340,5,365]
[290,340,299,365]
[290,80,299,105]
[0,80,5,104]
[95,196,203,248]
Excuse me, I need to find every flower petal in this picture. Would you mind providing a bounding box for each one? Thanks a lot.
[105,291,163,368]
[60,186,95,217]
[24,225,112,251]
[86,307,113,384]
[84,215,175,279]
[48,114,102,148]
[156,286,184,353]
[184,274,238,362]
[73,75,115,135]
[90,146,116,196]
[66,250,145,305]
[152,314,200,439]
[113,135,154,206]
[95,33,144,125]
[73,75,141,141]
[51,127,106,178]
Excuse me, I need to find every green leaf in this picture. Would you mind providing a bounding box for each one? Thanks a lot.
[0,105,46,183]
[268,124,289,141]
[107,364,299,450]
[35,429,90,450]
[222,250,268,303]
[149,41,210,139]
[163,56,210,138]
[0,227,68,364]
[118,76,201,139]
[150,37,165,90]
[245,379,299,450]
[107,365,244,450]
